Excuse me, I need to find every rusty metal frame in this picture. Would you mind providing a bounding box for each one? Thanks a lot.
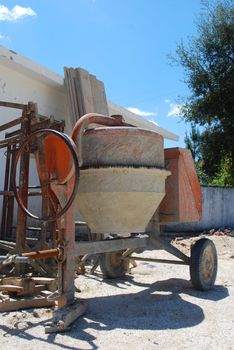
[0,101,81,326]
[0,100,64,258]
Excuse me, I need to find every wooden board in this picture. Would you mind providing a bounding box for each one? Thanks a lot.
[0,295,55,312]
[89,74,108,115]
[64,67,109,127]
[45,299,88,333]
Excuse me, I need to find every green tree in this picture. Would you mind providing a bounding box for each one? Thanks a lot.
[175,0,234,186]
[184,124,201,161]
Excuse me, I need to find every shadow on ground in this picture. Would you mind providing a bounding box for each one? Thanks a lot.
[0,276,229,350]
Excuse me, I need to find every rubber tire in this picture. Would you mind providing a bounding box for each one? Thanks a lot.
[190,238,218,291]
[99,251,129,279]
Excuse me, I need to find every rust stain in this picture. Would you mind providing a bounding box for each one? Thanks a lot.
[133,147,143,157]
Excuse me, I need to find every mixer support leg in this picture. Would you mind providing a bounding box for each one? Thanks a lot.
[61,205,76,305]
[45,181,87,333]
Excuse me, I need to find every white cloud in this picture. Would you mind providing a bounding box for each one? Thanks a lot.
[167,103,183,117]
[127,107,157,117]
[0,5,36,22]
[164,99,171,104]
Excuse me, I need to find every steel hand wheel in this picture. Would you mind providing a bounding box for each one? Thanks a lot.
[12,128,79,222]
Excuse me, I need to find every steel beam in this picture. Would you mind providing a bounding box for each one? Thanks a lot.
[149,236,190,264]
[74,235,149,256]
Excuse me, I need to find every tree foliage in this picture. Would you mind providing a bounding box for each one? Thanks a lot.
[175,0,234,186]
[184,125,232,185]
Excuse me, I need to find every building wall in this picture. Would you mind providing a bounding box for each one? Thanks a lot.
[163,186,234,232]
[0,63,70,130]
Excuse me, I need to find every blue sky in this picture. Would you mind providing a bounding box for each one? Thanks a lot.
[0,0,203,147]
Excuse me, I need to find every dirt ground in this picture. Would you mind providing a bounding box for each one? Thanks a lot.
[0,235,233,350]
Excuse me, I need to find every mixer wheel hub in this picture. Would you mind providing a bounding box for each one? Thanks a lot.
[99,251,129,279]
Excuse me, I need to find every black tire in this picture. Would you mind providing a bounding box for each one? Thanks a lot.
[99,251,129,278]
[190,238,218,291]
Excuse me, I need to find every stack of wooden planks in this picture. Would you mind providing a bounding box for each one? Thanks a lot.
[64,67,109,126]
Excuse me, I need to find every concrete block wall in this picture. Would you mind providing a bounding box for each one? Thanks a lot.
[163,186,234,232]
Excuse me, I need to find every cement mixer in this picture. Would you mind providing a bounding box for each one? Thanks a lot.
[0,101,217,332]
[12,112,217,294]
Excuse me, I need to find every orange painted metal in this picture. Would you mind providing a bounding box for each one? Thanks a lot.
[22,248,60,260]
[42,134,73,183]
[13,129,79,221]
[159,148,202,224]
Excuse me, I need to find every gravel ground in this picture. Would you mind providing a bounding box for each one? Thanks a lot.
[0,235,233,350]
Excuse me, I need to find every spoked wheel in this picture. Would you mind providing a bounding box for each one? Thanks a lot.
[190,238,218,291]
[99,251,129,278]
